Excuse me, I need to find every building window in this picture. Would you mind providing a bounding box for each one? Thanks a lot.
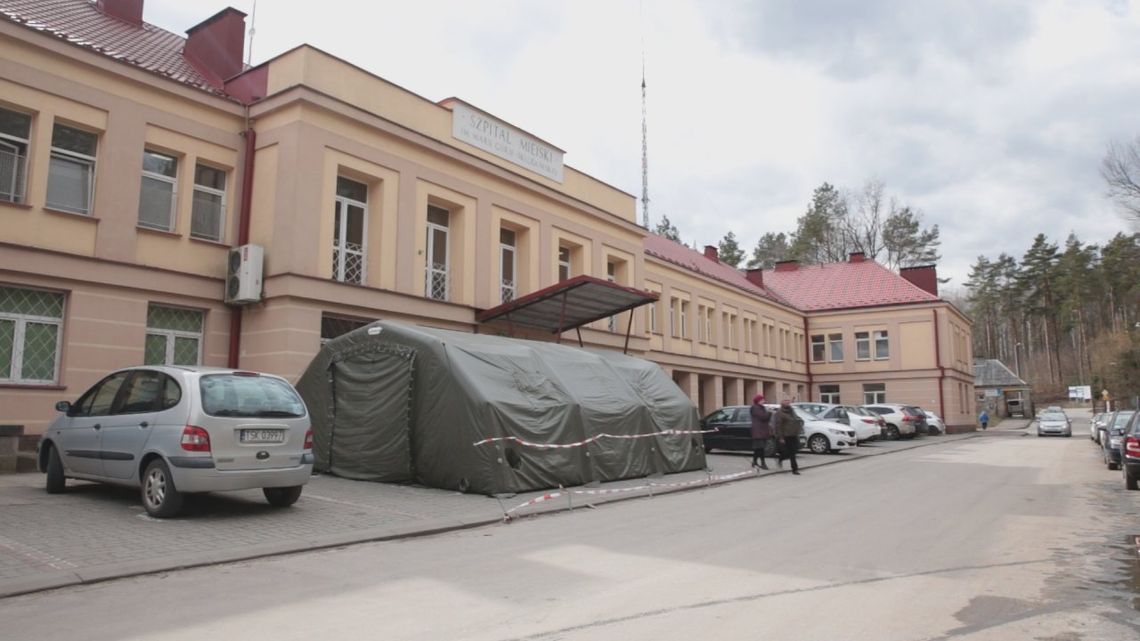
[607,261,618,331]
[558,246,572,282]
[874,330,889,359]
[863,382,886,404]
[669,298,677,337]
[138,150,178,232]
[500,228,517,303]
[828,333,843,362]
[811,334,825,362]
[724,313,736,349]
[648,300,658,334]
[425,205,450,300]
[680,301,689,338]
[333,177,368,284]
[0,107,30,204]
[190,163,226,241]
[46,123,97,215]
[0,286,64,384]
[320,313,372,345]
[855,331,870,360]
[144,305,203,366]
[820,384,840,404]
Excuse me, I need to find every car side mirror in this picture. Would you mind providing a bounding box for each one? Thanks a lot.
[54,401,71,413]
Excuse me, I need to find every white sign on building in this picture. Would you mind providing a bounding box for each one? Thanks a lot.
[1067,385,1092,400]
[451,103,564,183]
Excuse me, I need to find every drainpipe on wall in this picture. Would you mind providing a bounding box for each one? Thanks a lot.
[226,122,257,368]
[802,316,813,401]
[932,308,946,424]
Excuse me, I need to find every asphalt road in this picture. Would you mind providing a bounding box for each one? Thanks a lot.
[3,420,1138,641]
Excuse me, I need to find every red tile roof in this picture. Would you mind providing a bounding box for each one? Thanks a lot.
[761,259,940,311]
[643,234,789,306]
[0,0,223,95]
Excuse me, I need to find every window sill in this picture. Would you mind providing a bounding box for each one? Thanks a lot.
[137,225,181,239]
[188,235,229,248]
[0,200,33,210]
[43,206,97,222]
[0,383,66,391]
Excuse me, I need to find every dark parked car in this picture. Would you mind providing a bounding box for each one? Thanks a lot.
[1104,410,1136,471]
[1121,411,1140,490]
[700,406,803,455]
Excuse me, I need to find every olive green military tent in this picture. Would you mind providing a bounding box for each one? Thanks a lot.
[294,321,705,495]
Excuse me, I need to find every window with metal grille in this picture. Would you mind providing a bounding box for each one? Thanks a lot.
[557,246,571,282]
[0,107,30,204]
[500,228,516,303]
[607,261,618,331]
[425,205,450,300]
[46,123,97,215]
[820,384,840,404]
[0,286,64,384]
[333,177,368,284]
[144,305,203,366]
[138,150,178,232]
[320,314,372,344]
[190,163,226,241]
[863,383,886,404]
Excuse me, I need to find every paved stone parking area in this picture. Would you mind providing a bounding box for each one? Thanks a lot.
[0,428,1006,598]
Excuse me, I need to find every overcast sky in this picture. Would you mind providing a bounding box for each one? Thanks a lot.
[148,0,1139,287]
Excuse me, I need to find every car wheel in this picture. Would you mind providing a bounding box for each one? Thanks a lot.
[1126,468,1139,491]
[141,459,184,518]
[1109,461,1119,471]
[886,425,900,440]
[808,434,830,455]
[263,486,303,507]
[45,445,66,494]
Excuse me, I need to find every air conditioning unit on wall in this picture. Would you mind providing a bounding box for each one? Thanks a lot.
[225,244,263,305]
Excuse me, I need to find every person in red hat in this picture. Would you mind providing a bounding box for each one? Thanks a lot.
[749,393,773,470]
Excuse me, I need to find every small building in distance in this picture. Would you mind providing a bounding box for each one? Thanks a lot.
[974,359,1032,418]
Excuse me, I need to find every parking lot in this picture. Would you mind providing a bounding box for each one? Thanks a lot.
[0,426,1003,598]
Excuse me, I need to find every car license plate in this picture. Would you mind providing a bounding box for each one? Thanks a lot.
[239,429,285,444]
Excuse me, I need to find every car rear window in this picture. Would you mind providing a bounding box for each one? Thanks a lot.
[1113,411,1136,428]
[199,373,307,418]
[1041,412,1066,420]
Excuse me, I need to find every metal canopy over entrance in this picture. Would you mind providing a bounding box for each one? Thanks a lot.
[476,275,659,353]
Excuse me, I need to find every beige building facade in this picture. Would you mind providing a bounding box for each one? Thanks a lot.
[0,1,975,437]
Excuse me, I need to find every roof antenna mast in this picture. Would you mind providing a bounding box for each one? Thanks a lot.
[246,0,257,67]
[640,2,650,229]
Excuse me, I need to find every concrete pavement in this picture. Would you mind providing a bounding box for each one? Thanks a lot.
[0,426,1012,599]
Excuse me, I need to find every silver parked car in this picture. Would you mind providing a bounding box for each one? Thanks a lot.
[1035,410,1072,437]
[38,366,313,518]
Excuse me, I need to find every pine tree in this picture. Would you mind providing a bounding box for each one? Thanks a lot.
[717,231,746,267]
[653,215,681,242]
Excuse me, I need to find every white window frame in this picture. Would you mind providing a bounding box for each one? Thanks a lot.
[855,331,871,361]
[145,322,203,366]
[648,300,657,334]
[137,150,178,232]
[828,333,843,362]
[46,124,97,216]
[0,303,63,385]
[680,301,688,338]
[500,228,517,303]
[558,246,572,282]
[333,179,368,285]
[810,334,825,362]
[863,383,886,404]
[191,163,227,242]
[607,262,618,332]
[425,205,450,301]
[874,330,889,360]
[0,108,30,204]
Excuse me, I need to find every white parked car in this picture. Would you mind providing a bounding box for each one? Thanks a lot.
[772,405,857,454]
[796,403,883,443]
[923,410,946,435]
[38,366,314,518]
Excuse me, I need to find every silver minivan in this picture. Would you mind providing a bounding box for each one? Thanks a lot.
[38,366,313,517]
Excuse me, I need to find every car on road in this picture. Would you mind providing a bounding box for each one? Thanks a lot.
[798,403,883,443]
[923,410,946,435]
[861,404,927,440]
[1120,411,1140,490]
[1102,410,1136,470]
[37,366,314,518]
[1090,413,1107,442]
[1035,410,1072,437]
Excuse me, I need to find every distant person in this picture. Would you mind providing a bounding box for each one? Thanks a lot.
[772,399,804,475]
[979,409,989,430]
[749,394,772,470]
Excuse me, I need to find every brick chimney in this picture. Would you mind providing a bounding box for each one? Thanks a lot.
[774,260,799,272]
[745,268,764,287]
[900,265,938,296]
[848,251,866,263]
[703,245,719,262]
[96,0,144,26]
[183,8,247,87]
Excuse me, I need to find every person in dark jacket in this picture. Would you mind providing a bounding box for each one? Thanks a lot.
[749,394,772,470]
[771,399,804,475]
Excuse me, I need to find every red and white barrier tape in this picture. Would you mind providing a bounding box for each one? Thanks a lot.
[502,467,759,520]
[473,428,715,449]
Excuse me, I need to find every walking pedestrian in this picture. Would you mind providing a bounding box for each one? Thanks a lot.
[749,394,772,470]
[979,409,989,430]
[772,399,804,475]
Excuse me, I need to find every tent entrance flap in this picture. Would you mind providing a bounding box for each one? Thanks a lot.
[476,275,658,351]
[329,352,414,482]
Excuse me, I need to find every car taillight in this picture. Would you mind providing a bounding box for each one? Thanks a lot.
[303,429,313,450]
[180,425,211,452]
[861,418,876,424]
[1126,437,1140,456]
[902,415,912,422]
